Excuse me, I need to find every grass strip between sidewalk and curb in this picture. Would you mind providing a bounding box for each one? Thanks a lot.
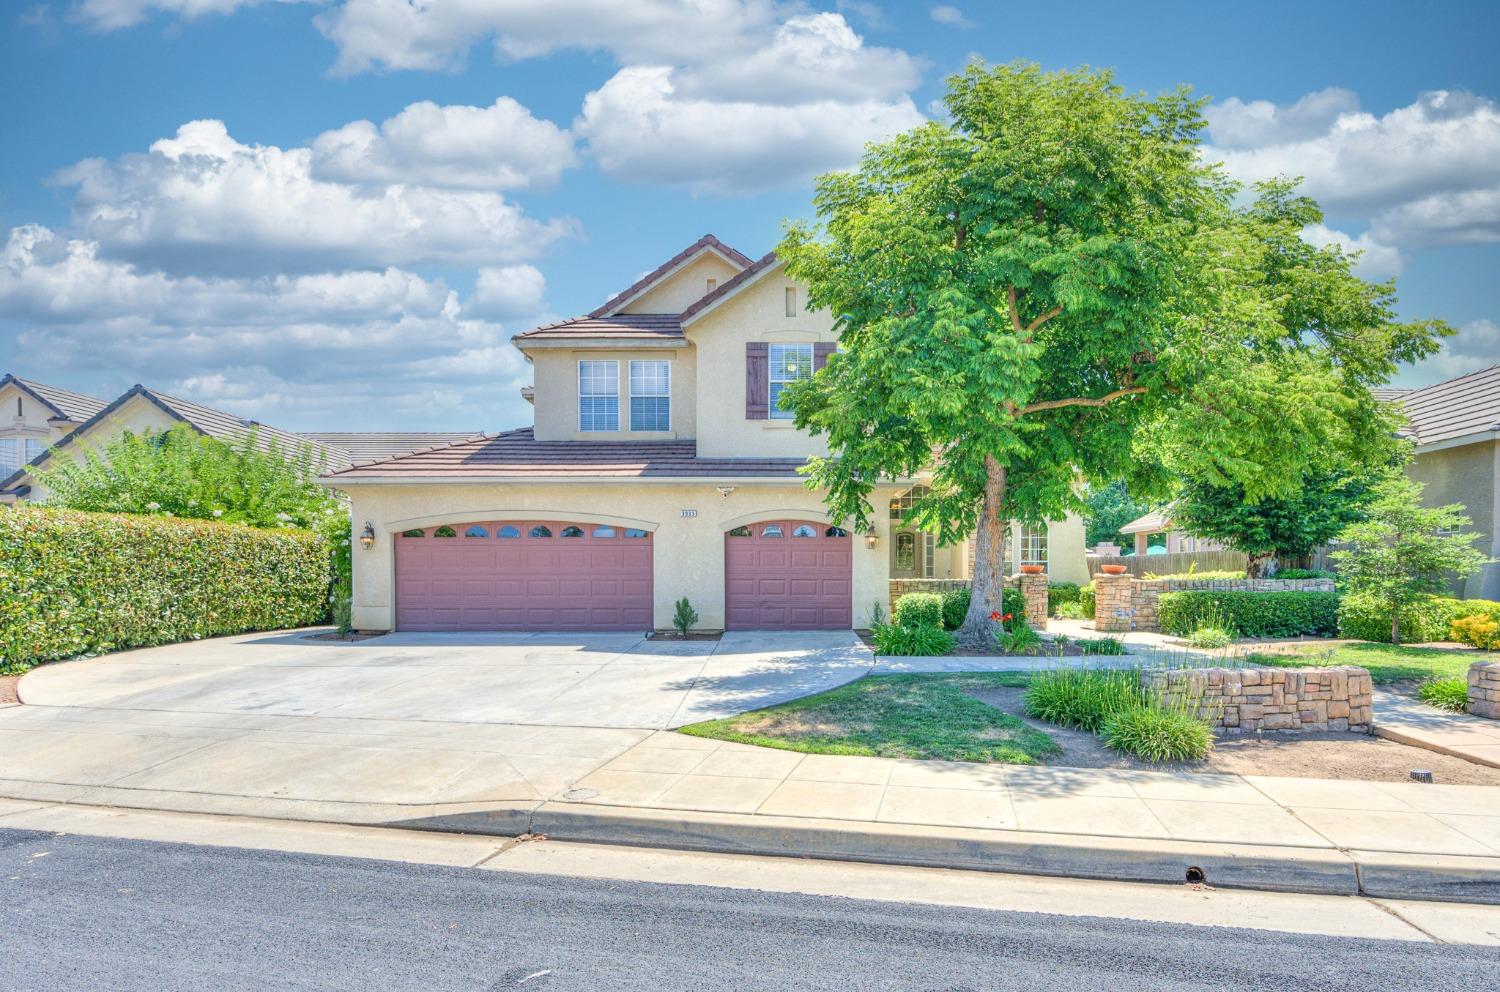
[677,672,1057,764]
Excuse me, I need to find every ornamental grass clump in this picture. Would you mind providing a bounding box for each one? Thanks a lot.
[1101,704,1215,762]
[1417,677,1469,713]
[1022,667,1144,734]
[871,622,955,657]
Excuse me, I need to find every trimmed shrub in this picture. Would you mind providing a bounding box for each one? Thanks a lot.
[1078,582,1096,618]
[1102,704,1214,762]
[1452,614,1500,650]
[1023,668,1144,733]
[1276,568,1335,580]
[940,587,970,630]
[1158,590,1338,638]
[1337,594,1500,644]
[1047,582,1081,614]
[1417,677,1469,713]
[0,506,330,671]
[871,622,954,657]
[893,592,944,629]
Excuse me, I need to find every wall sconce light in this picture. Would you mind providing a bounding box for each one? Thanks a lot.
[716,486,737,499]
[359,522,376,550]
[863,533,879,550]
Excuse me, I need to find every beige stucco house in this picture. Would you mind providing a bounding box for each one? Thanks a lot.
[0,375,108,503]
[325,235,1089,633]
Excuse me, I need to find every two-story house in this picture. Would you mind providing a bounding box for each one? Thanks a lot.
[0,375,109,502]
[324,235,1087,633]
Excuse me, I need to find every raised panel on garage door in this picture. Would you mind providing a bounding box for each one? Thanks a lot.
[395,521,652,631]
[724,520,852,630]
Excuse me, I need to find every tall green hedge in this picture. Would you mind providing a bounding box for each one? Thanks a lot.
[1158,590,1339,638]
[0,507,330,670]
[1338,593,1500,644]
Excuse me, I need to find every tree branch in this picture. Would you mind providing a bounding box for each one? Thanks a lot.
[1025,307,1062,333]
[1007,286,1023,334]
[1019,386,1148,416]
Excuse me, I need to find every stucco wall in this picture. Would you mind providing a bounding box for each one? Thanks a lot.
[529,347,697,442]
[620,253,742,315]
[14,394,178,502]
[1408,439,1499,599]
[687,266,838,459]
[341,480,900,632]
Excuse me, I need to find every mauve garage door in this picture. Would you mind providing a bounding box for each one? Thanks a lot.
[724,520,852,630]
[395,521,652,631]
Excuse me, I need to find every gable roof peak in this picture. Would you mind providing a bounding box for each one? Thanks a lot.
[588,233,754,319]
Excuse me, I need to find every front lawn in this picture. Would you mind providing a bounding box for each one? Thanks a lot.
[678,672,1058,764]
[1249,642,1499,684]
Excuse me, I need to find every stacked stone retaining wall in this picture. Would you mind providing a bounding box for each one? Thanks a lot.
[1094,574,1336,633]
[1470,661,1500,720]
[1142,665,1373,733]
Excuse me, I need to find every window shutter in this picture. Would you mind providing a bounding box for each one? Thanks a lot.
[813,342,836,372]
[745,342,769,419]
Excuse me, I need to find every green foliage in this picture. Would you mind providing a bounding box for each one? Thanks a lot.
[1417,677,1469,714]
[1102,704,1214,762]
[1054,601,1089,620]
[0,506,329,671]
[940,587,971,630]
[1452,614,1500,650]
[869,599,887,627]
[1158,591,1339,638]
[672,597,700,634]
[1078,636,1127,656]
[994,621,1043,654]
[1276,568,1335,580]
[1078,582,1096,617]
[893,592,945,629]
[1082,481,1147,549]
[778,61,1446,637]
[1047,582,1081,614]
[1171,466,1379,576]
[1186,625,1234,650]
[870,622,955,657]
[1141,569,1245,581]
[1023,668,1145,733]
[1336,594,1500,645]
[1331,477,1492,643]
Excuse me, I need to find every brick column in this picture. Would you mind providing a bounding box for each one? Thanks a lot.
[1470,661,1500,719]
[1016,573,1049,630]
[1093,573,1135,632]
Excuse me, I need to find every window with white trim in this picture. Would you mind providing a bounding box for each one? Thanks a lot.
[23,438,45,463]
[768,343,812,420]
[1019,525,1048,566]
[0,439,17,474]
[578,360,619,432]
[629,360,670,432]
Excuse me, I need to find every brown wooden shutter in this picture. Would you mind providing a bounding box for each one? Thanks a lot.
[813,342,836,372]
[745,342,769,419]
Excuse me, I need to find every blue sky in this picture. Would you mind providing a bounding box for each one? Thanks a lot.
[3,0,1497,432]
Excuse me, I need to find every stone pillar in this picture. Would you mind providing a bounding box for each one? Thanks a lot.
[1016,572,1049,630]
[1093,572,1135,632]
[1470,661,1500,719]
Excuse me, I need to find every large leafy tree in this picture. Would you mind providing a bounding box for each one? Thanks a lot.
[779,61,1445,641]
[1331,477,1492,643]
[1081,481,1147,551]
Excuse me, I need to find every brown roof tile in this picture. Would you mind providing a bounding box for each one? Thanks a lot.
[1387,364,1500,446]
[587,234,753,319]
[323,428,810,481]
[513,313,684,342]
[299,432,481,462]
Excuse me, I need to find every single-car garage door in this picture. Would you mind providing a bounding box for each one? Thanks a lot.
[724,520,852,630]
[395,521,653,631]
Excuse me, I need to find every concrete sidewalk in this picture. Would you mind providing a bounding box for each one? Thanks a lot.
[1375,689,1500,768]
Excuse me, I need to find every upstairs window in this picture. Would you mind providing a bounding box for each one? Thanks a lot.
[768,343,812,420]
[0,439,18,474]
[23,438,45,463]
[578,360,619,432]
[629,360,671,432]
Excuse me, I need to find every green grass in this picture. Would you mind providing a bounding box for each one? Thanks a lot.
[1417,677,1469,713]
[1249,642,1499,684]
[677,672,1058,764]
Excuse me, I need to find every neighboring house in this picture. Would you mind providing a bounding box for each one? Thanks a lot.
[0,375,109,502]
[1391,364,1500,600]
[0,379,477,504]
[324,234,1088,634]
[1117,504,1226,556]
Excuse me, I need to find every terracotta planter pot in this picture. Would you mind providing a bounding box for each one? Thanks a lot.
[1019,564,1046,575]
[1099,564,1128,575]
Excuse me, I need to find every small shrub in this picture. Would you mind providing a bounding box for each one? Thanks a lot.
[1078,636,1126,656]
[1186,626,1234,650]
[1452,614,1500,650]
[1101,704,1213,762]
[940,587,970,630]
[1158,590,1338,638]
[1078,582,1096,617]
[1023,668,1144,733]
[1417,676,1469,713]
[893,592,944,629]
[673,597,699,634]
[1047,582,1081,614]
[1054,601,1088,620]
[333,594,353,636]
[870,599,887,627]
[870,622,954,656]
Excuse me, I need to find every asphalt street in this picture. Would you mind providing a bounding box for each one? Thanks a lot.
[1,827,1493,991]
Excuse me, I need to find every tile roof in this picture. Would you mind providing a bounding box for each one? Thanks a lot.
[1120,506,1174,535]
[323,428,810,481]
[1383,364,1500,446]
[1370,387,1413,403]
[678,251,780,324]
[1,374,109,422]
[299,432,481,463]
[587,234,753,319]
[513,313,684,342]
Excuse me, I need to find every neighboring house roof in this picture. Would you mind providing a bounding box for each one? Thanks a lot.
[1371,387,1413,403]
[1383,364,1500,447]
[1120,506,1174,535]
[512,313,685,343]
[323,427,810,481]
[299,432,481,463]
[587,234,753,319]
[0,374,109,423]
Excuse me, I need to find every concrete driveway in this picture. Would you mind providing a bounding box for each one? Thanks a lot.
[0,629,874,824]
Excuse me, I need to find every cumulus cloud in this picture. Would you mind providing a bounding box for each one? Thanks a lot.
[310,97,577,190]
[54,119,575,276]
[1299,223,1405,280]
[1208,89,1500,249]
[929,6,974,29]
[465,264,547,320]
[1407,317,1500,386]
[71,0,302,31]
[576,65,923,194]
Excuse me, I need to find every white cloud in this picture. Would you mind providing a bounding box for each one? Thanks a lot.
[465,264,547,320]
[1300,223,1405,280]
[310,97,577,190]
[71,0,302,31]
[576,64,923,194]
[929,5,973,29]
[1208,89,1500,249]
[1397,317,1500,387]
[55,119,575,276]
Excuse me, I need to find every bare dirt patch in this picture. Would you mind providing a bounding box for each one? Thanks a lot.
[966,684,1500,786]
[0,675,18,705]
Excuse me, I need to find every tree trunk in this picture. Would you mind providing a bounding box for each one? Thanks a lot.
[1391,601,1401,645]
[1246,552,1275,579]
[958,456,1008,645]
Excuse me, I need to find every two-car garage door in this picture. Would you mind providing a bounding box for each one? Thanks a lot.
[395,521,652,631]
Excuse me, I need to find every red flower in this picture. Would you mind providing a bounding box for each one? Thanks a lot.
[989,611,1002,621]
[1003,613,1014,622]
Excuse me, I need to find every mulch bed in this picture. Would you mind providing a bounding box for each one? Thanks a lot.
[647,632,723,641]
[0,675,18,705]
[857,630,1106,656]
